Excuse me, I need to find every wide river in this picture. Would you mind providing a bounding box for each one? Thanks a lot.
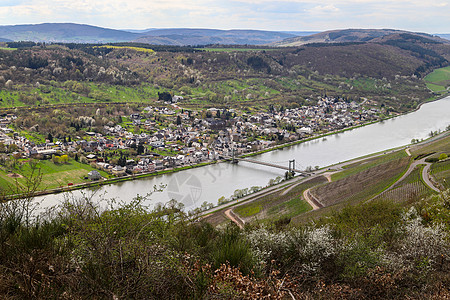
[36,96,450,212]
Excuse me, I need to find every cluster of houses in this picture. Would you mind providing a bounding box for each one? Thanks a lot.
[1,97,382,180]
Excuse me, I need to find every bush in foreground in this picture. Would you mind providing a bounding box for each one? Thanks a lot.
[0,191,449,298]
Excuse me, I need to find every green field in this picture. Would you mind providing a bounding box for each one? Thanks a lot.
[0,82,162,108]
[232,176,326,222]
[0,159,109,193]
[424,66,450,92]
[266,196,312,218]
[234,203,262,217]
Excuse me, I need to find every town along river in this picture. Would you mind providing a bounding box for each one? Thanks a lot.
[36,96,450,212]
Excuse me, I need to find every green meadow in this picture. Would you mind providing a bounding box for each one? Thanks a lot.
[424,66,450,92]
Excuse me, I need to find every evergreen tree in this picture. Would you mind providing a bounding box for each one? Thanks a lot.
[137,144,145,155]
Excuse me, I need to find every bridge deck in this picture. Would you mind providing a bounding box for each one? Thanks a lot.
[237,158,307,176]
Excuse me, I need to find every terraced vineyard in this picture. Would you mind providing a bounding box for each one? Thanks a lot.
[375,164,436,203]
[233,175,327,223]
[311,157,410,207]
[431,159,450,189]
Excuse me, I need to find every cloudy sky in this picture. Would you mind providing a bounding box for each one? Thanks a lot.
[0,0,449,33]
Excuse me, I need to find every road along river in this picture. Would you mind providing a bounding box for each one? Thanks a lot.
[35,96,450,212]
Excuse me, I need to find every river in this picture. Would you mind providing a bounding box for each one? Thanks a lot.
[35,96,450,212]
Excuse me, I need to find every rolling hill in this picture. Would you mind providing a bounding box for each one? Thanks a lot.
[438,34,450,41]
[273,29,450,46]
[133,28,295,45]
[0,23,140,43]
[0,23,296,45]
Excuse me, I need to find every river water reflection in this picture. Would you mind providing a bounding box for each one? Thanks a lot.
[36,97,450,212]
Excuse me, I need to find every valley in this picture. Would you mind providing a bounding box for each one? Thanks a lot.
[0,20,449,299]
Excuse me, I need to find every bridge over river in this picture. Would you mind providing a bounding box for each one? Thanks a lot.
[230,156,309,176]
[33,96,450,213]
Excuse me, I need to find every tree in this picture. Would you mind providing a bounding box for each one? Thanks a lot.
[137,144,145,155]
[60,155,69,164]
[176,115,182,126]
[47,132,53,143]
[158,91,172,102]
[52,155,60,164]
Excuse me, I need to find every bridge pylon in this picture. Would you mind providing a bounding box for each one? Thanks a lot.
[289,159,296,175]
[232,148,238,164]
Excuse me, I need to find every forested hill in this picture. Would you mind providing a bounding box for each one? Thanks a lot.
[0,23,140,43]
[0,30,448,112]
[273,28,450,46]
[0,23,295,45]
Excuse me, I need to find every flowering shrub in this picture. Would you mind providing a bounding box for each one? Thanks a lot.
[1,190,449,298]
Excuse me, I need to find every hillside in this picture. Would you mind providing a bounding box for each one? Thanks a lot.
[1,146,449,298]
[134,29,295,45]
[0,23,140,43]
[0,23,295,45]
[0,32,448,113]
[274,28,450,46]
[438,34,450,41]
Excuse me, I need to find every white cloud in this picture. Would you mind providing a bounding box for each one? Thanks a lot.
[307,4,340,14]
[0,0,448,32]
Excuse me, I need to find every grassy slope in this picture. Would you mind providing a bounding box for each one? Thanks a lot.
[424,66,450,92]
[233,176,326,222]
[0,159,109,192]
[1,41,441,111]
[0,83,159,109]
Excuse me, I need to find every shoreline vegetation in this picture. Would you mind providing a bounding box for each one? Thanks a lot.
[7,93,449,203]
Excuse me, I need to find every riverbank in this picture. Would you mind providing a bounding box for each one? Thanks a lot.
[241,93,449,159]
[203,130,449,227]
[5,160,218,201]
[8,115,391,201]
[9,95,450,201]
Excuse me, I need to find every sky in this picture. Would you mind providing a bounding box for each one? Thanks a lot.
[0,0,449,33]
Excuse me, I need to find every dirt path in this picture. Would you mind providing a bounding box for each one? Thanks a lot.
[224,208,244,229]
[322,172,335,182]
[422,163,441,192]
[280,181,303,196]
[392,158,440,192]
[405,148,411,157]
[302,188,322,210]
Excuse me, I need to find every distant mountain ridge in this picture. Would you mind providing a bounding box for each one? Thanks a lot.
[0,23,140,43]
[134,28,295,45]
[0,24,448,47]
[0,23,296,45]
[273,29,450,46]
[438,34,450,41]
